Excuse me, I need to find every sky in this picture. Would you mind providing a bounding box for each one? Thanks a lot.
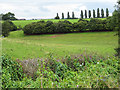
[0,0,118,19]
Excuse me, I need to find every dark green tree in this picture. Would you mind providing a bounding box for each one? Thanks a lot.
[67,12,70,19]
[93,9,96,18]
[81,10,83,19]
[62,13,64,19]
[97,8,100,18]
[2,12,17,20]
[72,12,75,19]
[101,9,104,18]
[2,21,11,37]
[85,10,87,18]
[55,13,60,19]
[106,8,109,17]
[88,10,91,18]
[113,0,120,58]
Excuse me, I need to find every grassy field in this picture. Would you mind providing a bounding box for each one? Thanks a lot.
[2,18,119,88]
[12,18,106,28]
[2,30,118,60]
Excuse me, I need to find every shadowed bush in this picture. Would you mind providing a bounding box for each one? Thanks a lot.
[2,20,17,37]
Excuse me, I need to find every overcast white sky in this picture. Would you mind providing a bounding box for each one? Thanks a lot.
[0,0,118,19]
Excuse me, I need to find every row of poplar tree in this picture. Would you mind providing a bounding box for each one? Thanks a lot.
[55,8,109,19]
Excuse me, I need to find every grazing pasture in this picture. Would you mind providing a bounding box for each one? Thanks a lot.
[2,30,118,60]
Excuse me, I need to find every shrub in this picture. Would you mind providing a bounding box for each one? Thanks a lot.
[16,58,39,80]
[2,54,25,88]
[88,18,107,31]
[7,20,17,31]
[23,20,73,35]
[55,20,73,33]
[2,21,10,37]
[2,20,17,37]
[105,16,114,30]
[73,19,88,32]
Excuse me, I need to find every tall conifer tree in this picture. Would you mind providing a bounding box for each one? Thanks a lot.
[81,10,83,18]
[97,8,100,18]
[106,8,109,17]
[93,9,96,18]
[88,10,91,18]
[62,13,64,19]
[67,12,70,19]
[72,12,75,19]
[101,8,104,18]
[85,10,87,18]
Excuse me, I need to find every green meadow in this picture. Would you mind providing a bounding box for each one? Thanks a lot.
[2,18,119,88]
[2,30,118,60]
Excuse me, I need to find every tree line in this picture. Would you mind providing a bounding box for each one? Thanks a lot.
[55,8,109,19]
[22,16,118,35]
[1,7,118,37]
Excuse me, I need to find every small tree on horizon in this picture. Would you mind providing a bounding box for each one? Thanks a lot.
[88,10,91,18]
[85,10,87,18]
[55,13,60,19]
[72,12,75,19]
[67,12,70,19]
[106,8,109,17]
[81,10,83,19]
[62,13,64,19]
[97,8,100,18]
[101,8,104,18]
[93,9,96,18]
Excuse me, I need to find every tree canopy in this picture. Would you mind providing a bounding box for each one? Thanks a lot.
[1,12,17,20]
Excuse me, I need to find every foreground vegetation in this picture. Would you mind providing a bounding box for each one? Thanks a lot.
[2,52,119,88]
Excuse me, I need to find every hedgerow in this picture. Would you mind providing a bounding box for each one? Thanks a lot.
[23,18,115,35]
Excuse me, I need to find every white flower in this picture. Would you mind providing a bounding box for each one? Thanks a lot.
[82,63,84,65]
[77,85,79,88]
[80,64,82,66]
[97,62,99,64]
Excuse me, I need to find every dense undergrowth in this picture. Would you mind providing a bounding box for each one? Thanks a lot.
[2,53,119,88]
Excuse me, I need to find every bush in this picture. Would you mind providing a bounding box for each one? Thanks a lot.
[73,19,88,32]
[55,20,73,33]
[2,21,10,37]
[88,18,107,31]
[105,16,114,30]
[23,20,73,35]
[2,54,25,88]
[2,20,17,37]
[7,20,17,31]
